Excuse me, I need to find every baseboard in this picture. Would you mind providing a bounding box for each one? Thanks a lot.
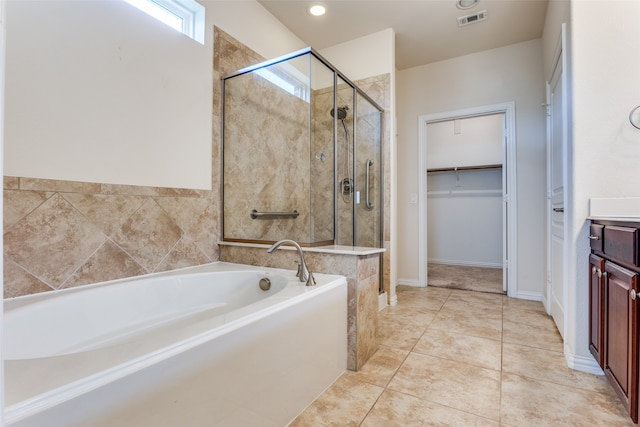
[378,292,388,311]
[541,293,551,314]
[397,278,421,287]
[565,343,604,375]
[389,292,398,306]
[514,290,543,301]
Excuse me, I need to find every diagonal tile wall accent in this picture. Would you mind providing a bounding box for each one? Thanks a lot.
[3,176,219,298]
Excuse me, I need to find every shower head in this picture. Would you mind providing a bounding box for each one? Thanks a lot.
[330,106,349,120]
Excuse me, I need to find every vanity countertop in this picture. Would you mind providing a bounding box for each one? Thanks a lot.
[589,197,640,222]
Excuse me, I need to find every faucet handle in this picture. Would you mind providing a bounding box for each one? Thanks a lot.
[294,260,303,280]
[306,271,316,287]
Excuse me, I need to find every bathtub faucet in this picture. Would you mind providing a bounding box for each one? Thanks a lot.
[267,240,316,286]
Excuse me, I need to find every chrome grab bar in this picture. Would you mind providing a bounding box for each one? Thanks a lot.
[250,210,299,219]
[365,159,374,210]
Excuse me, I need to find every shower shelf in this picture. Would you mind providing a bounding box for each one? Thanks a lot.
[250,210,299,219]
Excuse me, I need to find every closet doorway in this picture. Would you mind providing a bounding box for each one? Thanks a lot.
[418,103,518,297]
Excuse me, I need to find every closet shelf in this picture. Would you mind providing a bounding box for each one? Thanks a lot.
[427,164,502,173]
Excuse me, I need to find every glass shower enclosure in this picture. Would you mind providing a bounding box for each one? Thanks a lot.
[222,47,383,248]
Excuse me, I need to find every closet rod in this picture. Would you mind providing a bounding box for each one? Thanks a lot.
[426,164,502,173]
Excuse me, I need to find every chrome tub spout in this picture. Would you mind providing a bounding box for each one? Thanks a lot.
[267,240,316,286]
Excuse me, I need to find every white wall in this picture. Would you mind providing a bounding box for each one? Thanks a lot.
[542,0,570,79]
[319,28,395,81]
[427,114,503,169]
[205,1,305,65]
[563,0,640,367]
[3,0,305,190]
[397,39,546,294]
[427,169,503,267]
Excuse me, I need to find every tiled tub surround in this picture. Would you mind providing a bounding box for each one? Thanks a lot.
[4,176,218,298]
[219,242,383,371]
[4,26,395,309]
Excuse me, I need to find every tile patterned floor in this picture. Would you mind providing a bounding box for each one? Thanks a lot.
[290,285,635,426]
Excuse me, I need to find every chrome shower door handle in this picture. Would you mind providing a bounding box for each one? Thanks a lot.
[365,159,374,210]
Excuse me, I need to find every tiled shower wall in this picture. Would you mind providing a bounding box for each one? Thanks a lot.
[4,27,393,300]
[223,69,314,243]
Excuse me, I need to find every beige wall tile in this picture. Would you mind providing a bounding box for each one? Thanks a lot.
[63,193,146,237]
[19,177,101,193]
[4,256,52,297]
[3,189,52,230]
[62,240,146,289]
[111,198,183,273]
[3,171,220,296]
[4,193,107,288]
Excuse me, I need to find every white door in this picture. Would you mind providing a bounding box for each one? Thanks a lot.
[547,37,566,338]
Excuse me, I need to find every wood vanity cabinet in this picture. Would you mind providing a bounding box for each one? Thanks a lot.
[589,220,640,424]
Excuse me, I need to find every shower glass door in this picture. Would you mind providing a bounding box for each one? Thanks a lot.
[334,82,382,248]
[354,93,382,248]
[335,77,355,246]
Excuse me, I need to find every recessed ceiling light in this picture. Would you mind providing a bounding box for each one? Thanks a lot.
[308,3,326,16]
[457,0,479,9]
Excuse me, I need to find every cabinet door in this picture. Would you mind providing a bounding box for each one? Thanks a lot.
[589,254,605,367]
[604,261,639,423]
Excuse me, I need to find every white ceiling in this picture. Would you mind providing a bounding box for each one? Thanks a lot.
[257,0,549,70]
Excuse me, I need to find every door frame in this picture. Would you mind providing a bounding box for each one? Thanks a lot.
[544,24,569,332]
[417,102,518,297]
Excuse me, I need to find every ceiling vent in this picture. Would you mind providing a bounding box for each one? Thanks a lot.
[457,10,488,27]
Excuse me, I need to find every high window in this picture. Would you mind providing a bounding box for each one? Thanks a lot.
[124,0,205,44]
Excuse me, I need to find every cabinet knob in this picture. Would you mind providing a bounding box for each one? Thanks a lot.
[592,266,597,275]
[632,290,637,301]
[598,270,603,278]
[588,235,600,240]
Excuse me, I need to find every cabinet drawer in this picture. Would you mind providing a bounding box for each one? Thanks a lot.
[590,224,604,252]
[604,226,639,267]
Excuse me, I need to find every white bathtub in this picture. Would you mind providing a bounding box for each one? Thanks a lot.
[4,262,348,427]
